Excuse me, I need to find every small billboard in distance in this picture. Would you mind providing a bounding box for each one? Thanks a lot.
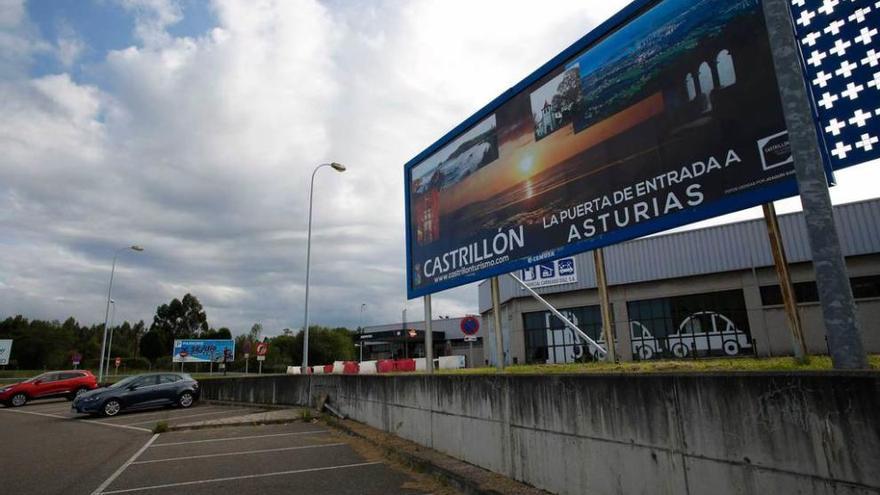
[173,339,235,363]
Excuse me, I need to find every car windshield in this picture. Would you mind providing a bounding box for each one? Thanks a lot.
[108,376,140,388]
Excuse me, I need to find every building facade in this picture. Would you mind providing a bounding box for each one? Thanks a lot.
[359,317,485,367]
[478,199,880,364]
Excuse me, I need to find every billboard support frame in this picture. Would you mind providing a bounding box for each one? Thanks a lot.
[593,249,617,362]
[762,0,866,369]
[490,277,506,371]
[762,202,808,362]
[508,272,606,357]
[424,295,435,374]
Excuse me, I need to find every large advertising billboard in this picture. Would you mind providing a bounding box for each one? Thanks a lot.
[172,339,235,363]
[0,339,12,366]
[406,0,803,298]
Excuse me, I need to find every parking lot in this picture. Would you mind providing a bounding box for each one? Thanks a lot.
[0,399,451,495]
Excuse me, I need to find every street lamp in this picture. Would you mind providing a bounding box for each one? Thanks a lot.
[359,303,366,362]
[104,300,116,378]
[302,163,346,370]
[99,245,143,382]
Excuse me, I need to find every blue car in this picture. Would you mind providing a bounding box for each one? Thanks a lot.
[73,372,200,417]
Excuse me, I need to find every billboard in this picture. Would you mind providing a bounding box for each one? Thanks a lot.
[0,339,11,365]
[172,339,235,363]
[789,0,880,170]
[521,257,577,288]
[406,0,803,298]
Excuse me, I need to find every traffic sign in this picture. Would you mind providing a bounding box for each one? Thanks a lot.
[460,316,480,336]
[71,353,82,366]
[464,335,478,342]
[257,355,266,362]
[255,342,269,357]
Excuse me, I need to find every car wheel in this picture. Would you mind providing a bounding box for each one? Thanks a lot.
[723,340,741,356]
[178,392,194,409]
[671,343,689,359]
[102,399,122,417]
[10,393,27,407]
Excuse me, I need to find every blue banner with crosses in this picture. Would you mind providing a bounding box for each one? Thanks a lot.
[790,0,880,168]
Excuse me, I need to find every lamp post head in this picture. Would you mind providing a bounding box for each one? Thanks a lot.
[130,245,144,252]
[330,162,346,172]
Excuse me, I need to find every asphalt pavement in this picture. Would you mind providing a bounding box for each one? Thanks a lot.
[0,398,449,495]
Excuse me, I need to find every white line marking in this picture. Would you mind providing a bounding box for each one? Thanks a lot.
[151,430,328,447]
[132,443,346,464]
[98,462,382,494]
[123,409,261,426]
[91,433,159,495]
[0,408,152,433]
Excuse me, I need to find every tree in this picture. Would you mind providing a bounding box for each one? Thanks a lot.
[150,293,209,345]
[139,331,165,364]
[249,323,262,342]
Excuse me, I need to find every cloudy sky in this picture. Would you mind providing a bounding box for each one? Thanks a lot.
[1,0,878,336]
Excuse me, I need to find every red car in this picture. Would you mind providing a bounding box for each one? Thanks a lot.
[0,370,98,407]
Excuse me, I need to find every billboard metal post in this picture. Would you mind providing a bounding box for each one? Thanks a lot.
[762,202,808,362]
[508,273,606,356]
[763,0,867,369]
[490,277,506,371]
[593,249,616,362]
[424,295,434,374]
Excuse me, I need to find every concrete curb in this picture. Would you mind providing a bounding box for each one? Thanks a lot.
[324,417,549,495]
[166,416,304,432]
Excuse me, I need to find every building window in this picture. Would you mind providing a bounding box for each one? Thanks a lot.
[627,289,751,360]
[851,275,880,299]
[761,274,880,305]
[716,49,736,88]
[523,305,606,364]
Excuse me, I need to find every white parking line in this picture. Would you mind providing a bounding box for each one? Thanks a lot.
[0,408,152,433]
[98,462,383,494]
[151,430,328,447]
[122,409,261,426]
[132,443,346,465]
[91,434,159,495]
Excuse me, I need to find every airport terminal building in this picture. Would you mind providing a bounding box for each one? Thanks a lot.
[477,199,880,365]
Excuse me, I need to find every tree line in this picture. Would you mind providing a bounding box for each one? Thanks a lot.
[0,293,355,372]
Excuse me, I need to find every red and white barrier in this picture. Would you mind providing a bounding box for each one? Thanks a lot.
[283,355,466,376]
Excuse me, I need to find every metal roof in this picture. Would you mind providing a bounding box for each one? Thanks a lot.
[478,198,880,312]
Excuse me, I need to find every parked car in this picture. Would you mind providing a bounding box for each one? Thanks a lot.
[0,370,98,407]
[72,372,199,417]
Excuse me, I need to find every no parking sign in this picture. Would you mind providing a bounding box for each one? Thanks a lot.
[460,316,479,337]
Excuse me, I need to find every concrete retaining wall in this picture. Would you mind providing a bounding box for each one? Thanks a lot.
[200,373,880,494]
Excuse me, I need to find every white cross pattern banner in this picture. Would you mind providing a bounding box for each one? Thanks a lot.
[790,0,880,169]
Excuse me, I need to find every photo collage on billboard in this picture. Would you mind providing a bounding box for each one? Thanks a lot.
[408,0,801,297]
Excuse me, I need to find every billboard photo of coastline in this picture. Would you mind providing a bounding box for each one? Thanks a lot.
[407,0,797,297]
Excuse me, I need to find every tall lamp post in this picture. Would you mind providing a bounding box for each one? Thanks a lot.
[302,162,346,370]
[359,303,366,362]
[99,245,143,382]
[104,300,116,378]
